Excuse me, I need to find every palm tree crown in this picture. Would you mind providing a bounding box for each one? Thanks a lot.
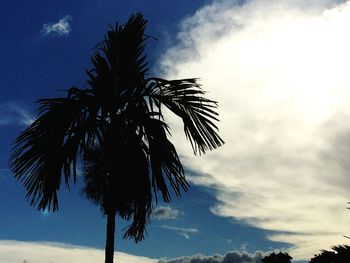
[9,12,224,262]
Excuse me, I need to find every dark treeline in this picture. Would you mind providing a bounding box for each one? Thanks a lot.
[262,245,350,263]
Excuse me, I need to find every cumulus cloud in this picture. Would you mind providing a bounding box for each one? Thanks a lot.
[0,240,156,263]
[159,0,350,260]
[153,206,181,220]
[158,251,264,263]
[0,102,33,126]
[41,15,72,36]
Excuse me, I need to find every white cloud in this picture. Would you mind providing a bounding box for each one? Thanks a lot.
[161,225,199,234]
[159,0,350,260]
[0,240,156,263]
[0,102,33,126]
[153,206,181,220]
[158,250,265,263]
[161,225,198,239]
[41,15,72,36]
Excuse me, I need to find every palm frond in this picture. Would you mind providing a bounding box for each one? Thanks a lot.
[146,77,224,154]
[144,117,189,203]
[88,12,149,101]
[82,145,109,209]
[9,89,94,211]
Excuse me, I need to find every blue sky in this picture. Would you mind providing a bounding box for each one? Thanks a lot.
[2,0,350,262]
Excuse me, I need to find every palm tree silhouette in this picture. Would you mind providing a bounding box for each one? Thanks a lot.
[9,13,224,263]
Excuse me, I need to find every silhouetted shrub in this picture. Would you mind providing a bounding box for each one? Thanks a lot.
[261,252,292,263]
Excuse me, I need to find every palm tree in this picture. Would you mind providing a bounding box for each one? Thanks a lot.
[9,13,224,263]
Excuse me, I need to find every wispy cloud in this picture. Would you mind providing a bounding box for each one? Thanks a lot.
[0,240,156,263]
[41,15,72,36]
[0,102,33,126]
[153,206,181,220]
[161,225,198,234]
[158,250,265,263]
[160,0,350,260]
[161,225,198,239]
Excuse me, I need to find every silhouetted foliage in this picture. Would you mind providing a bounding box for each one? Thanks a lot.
[261,252,292,263]
[310,245,350,263]
[9,13,224,263]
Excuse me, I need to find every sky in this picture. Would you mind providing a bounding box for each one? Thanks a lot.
[1,0,350,262]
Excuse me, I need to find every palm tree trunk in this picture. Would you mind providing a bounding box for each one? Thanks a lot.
[105,208,116,263]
